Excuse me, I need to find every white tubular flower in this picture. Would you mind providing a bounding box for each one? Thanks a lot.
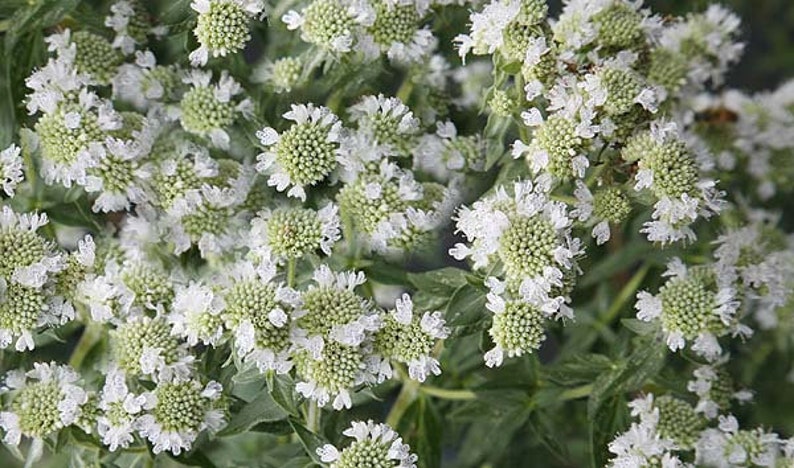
[512,107,597,180]
[687,363,753,420]
[75,274,120,323]
[696,415,780,468]
[660,5,743,88]
[97,367,147,451]
[165,184,247,258]
[83,133,153,213]
[169,281,225,347]
[339,159,455,255]
[0,362,88,446]
[293,265,381,410]
[0,144,24,197]
[52,234,96,319]
[219,260,297,374]
[105,0,158,54]
[256,103,344,200]
[190,0,266,66]
[348,94,420,157]
[31,86,122,187]
[414,121,484,182]
[0,207,68,351]
[149,137,219,210]
[110,315,193,381]
[623,123,724,244]
[374,293,448,381]
[572,181,632,245]
[283,0,375,54]
[294,264,376,351]
[317,420,418,467]
[449,178,581,317]
[179,70,253,149]
[635,259,744,361]
[249,203,341,262]
[0,206,63,288]
[45,29,123,85]
[453,0,521,60]
[607,394,694,468]
[364,0,434,64]
[137,376,226,455]
[113,51,184,111]
[482,277,547,368]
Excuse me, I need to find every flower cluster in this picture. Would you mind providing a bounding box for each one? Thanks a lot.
[451,178,582,366]
[1,0,794,466]
[610,393,791,468]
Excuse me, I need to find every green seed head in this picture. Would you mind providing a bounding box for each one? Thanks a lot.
[72,31,123,84]
[655,395,706,449]
[593,187,631,224]
[180,86,236,136]
[111,317,181,375]
[194,1,252,56]
[10,381,64,438]
[489,300,546,356]
[592,2,644,50]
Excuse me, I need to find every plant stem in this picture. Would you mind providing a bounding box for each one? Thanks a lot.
[68,321,102,370]
[386,369,420,428]
[23,438,43,468]
[287,258,296,288]
[396,76,414,103]
[598,263,650,329]
[558,384,593,401]
[306,400,320,432]
[419,386,475,400]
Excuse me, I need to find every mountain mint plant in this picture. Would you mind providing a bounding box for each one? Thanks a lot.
[1,0,794,466]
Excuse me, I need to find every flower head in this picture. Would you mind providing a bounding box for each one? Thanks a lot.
[190,0,266,66]
[317,420,418,467]
[0,362,88,445]
[256,103,344,200]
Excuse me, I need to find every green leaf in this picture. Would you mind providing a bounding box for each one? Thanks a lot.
[407,267,470,296]
[587,338,666,419]
[219,392,289,436]
[0,37,15,147]
[402,396,442,468]
[44,201,98,229]
[363,260,408,285]
[288,419,327,465]
[621,318,659,336]
[267,373,301,417]
[543,353,613,386]
[445,284,487,327]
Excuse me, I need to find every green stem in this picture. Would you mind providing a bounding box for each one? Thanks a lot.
[558,384,593,401]
[396,76,415,103]
[22,141,41,209]
[325,88,345,115]
[306,400,320,432]
[598,263,650,329]
[419,386,475,400]
[386,370,420,428]
[287,258,296,288]
[68,322,102,370]
[23,438,43,468]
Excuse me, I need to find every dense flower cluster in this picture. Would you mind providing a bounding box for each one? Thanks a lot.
[1,0,794,466]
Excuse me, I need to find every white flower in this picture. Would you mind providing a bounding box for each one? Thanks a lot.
[97,368,146,451]
[0,144,24,197]
[317,420,418,467]
[169,282,225,346]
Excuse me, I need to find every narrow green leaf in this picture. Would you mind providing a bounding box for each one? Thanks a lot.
[219,392,289,436]
[288,419,327,465]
